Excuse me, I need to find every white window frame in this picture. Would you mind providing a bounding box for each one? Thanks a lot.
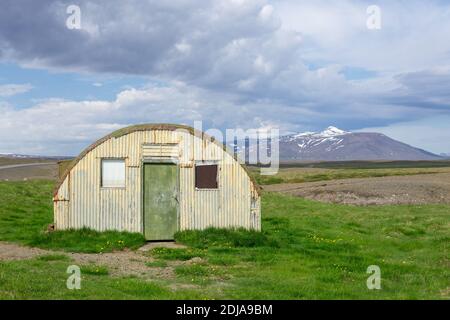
[101,159,126,188]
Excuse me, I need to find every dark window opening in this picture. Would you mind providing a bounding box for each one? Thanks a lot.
[195,164,218,189]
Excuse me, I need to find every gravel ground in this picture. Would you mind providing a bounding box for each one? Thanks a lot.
[0,242,197,282]
[263,173,450,205]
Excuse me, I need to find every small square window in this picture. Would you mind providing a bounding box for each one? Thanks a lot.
[101,159,125,188]
[195,164,218,189]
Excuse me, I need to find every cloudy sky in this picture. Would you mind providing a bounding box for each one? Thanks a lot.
[0,0,449,155]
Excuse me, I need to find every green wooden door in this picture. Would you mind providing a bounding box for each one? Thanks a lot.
[143,163,178,240]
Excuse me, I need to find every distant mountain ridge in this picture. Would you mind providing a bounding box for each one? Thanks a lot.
[0,153,71,160]
[2,128,444,162]
[278,126,443,161]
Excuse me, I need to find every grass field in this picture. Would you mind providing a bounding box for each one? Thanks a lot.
[251,166,450,185]
[0,180,448,299]
[0,181,145,253]
[277,160,450,169]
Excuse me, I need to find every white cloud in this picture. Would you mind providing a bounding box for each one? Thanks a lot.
[2,74,446,156]
[0,83,298,155]
[0,0,449,154]
[275,0,450,72]
[0,84,33,97]
[175,40,192,54]
[258,5,274,21]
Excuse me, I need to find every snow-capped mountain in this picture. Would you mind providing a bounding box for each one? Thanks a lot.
[283,126,349,152]
[235,126,443,162]
[278,126,442,161]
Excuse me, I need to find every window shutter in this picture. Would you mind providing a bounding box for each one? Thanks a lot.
[195,165,218,189]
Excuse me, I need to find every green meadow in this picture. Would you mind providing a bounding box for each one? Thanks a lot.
[0,180,448,299]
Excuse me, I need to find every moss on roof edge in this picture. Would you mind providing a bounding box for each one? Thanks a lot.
[54,123,261,196]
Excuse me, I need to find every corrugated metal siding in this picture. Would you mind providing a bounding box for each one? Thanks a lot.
[54,129,261,232]
[142,144,179,159]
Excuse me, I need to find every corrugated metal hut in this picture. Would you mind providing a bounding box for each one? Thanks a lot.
[53,124,261,240]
